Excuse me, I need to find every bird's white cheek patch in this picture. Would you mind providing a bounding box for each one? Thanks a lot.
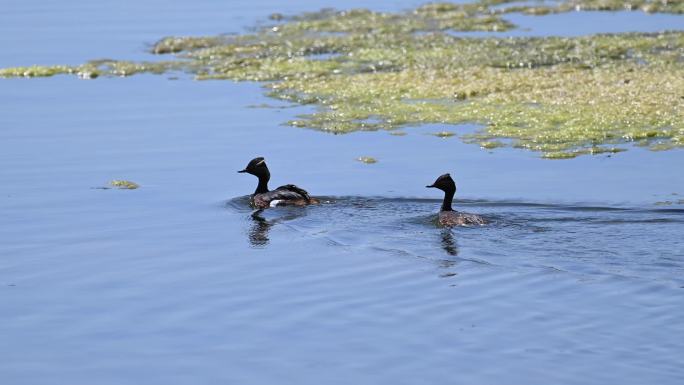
[269,200,283,207]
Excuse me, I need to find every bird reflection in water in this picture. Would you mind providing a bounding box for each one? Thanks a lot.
[438,230,459,279]
[440,229,459,256]
[247,208,308,247]
[248,210,273,247]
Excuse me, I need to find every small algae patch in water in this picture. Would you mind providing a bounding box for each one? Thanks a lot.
[0,65,78,78]
[2,1,683,158]
[275,5,516,34]
[152,36,227,54]
[0,60,187,79]
[480,140,506,149]
[357,156,378,164]
[110,180,140,189]
[487,0,684,15]
[431,131,457,138]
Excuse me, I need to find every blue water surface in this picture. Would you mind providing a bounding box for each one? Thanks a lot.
[1,2,683,385]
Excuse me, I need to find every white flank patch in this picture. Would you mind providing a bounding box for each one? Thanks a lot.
[269,200,283,207]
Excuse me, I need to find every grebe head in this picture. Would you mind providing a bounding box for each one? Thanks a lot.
[238,157,270,180]
[426,173,456,193]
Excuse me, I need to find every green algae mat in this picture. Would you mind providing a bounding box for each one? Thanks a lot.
[2,0,683,159]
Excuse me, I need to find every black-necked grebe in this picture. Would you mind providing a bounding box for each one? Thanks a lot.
[426,173,487,226]
[238,157,319,209]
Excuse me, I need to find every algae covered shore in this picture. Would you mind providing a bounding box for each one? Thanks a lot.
[2,0,682,158]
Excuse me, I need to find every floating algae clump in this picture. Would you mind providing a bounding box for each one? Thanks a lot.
[110,180,140,189]
[1,1,683,158]
[0,59,185,79]
[431,131,457,138]
[483,0,684,14]
[357,156,378,164]
[0,65,77,78]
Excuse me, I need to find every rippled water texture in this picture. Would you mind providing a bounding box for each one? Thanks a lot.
[1,1,683,385]
[231,197,684,284]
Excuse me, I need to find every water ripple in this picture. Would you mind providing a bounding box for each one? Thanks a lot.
[227,196,684,287]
